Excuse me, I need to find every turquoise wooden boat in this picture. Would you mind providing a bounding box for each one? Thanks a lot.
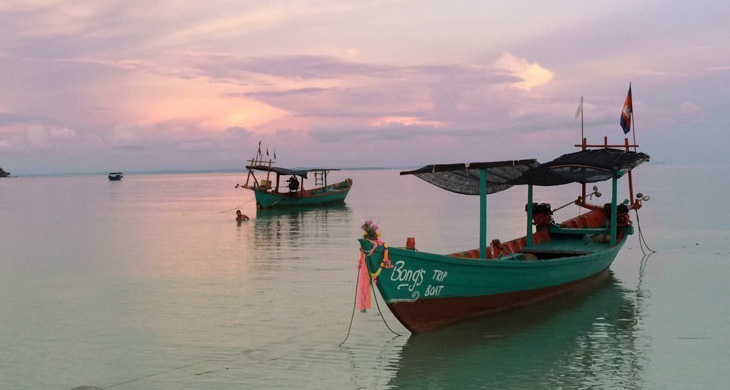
[240,151,352,209]
[248,171,352,209]
[358,144,649,333]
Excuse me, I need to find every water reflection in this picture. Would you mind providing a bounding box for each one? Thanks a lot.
[251,204,353,265]
[388,271,644,389]
[254,203,350,239]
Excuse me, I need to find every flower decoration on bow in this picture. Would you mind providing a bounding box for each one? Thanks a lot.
[361,220,381,241]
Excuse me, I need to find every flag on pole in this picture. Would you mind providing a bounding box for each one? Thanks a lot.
[620,85,632,134]
[575,96,583,118]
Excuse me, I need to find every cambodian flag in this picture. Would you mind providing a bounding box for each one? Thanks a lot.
[620,85,632,134]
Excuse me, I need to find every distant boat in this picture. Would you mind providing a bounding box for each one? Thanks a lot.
[239,150,352,209]
[358,141,649,333]
[108,172,123,181]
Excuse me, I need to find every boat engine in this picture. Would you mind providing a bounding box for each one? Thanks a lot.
[527,203,554,227]
[604,203,631,227]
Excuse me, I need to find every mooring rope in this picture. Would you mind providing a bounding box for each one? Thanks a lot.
[101,363,200,389]
[339,267,362,346]
[370,278,402,337]
[634,209,656,255]
[340,261,402,345]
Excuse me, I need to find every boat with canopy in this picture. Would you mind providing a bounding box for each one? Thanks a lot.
[358,139,649,332]
[239,147,352,209]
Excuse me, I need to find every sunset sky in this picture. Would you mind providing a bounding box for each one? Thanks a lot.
[1,0,728,175]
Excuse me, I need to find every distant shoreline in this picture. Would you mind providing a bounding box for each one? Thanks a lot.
[10,166,406,178]
[4,161,690,178]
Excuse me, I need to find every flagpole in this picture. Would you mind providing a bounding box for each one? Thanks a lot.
[580,96,584,143]
[577,96,585,203]
[628,83,637,208]
[630,83,637,151]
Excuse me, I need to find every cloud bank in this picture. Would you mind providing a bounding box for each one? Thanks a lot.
[1,1,729,173]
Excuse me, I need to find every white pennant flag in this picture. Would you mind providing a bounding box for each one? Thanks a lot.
[575,96,583,118]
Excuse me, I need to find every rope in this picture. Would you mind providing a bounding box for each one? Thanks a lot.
[370,277,402,337]
[340,243,401,346]
[218,199,253,213]
[102,363,200,389]
[633,209,656,255]
[634,209,647,256]
[359,240,378,256]
[339,267,361,347]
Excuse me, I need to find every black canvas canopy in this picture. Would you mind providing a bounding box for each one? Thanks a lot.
[400,148,650,195]
[247,165,309,178]
[400,159,538,195]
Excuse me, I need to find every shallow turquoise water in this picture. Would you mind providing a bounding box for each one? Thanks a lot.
[1,163,728,389]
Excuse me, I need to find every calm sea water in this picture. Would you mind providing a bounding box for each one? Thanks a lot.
[1,163,729,390]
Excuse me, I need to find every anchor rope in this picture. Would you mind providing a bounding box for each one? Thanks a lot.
[634,209,656,255]
[339,266,362,346]
[370,277,402,337]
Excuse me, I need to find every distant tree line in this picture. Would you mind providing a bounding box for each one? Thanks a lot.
[0,166,9,177]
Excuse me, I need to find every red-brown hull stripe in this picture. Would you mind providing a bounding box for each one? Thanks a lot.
[387,268,611,333]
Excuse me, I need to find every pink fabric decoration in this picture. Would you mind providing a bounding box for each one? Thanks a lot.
[357,250,371,311]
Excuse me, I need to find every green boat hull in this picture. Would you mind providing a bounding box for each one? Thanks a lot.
[359,222,629,332]
[254,179,352,209]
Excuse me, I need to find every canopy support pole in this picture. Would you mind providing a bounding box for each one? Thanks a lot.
[526,184,534,246]
[610,174,618,246]
[479,169,487,259]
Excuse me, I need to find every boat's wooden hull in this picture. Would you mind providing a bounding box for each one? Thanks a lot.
[359,218,628,332]
[254,179,352,209]
[384,262,615,333]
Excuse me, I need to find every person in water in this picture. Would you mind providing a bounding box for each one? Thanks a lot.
[236,210,249,221]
